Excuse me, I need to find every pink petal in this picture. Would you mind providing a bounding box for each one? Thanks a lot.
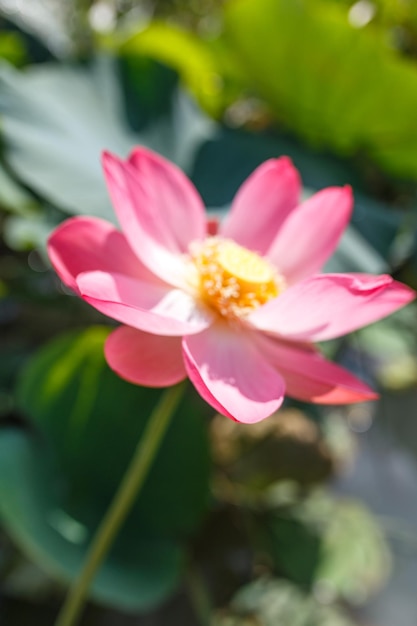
[105,326,186,387]
[267,186,353,284]
[182,324,285,423]
[220,157,301,254]
[47,216,155,293]
[102,148,206,285]
[249,273,415,342]
[257,335,378,404]
[180,352,235,420]
[76,270,213,336]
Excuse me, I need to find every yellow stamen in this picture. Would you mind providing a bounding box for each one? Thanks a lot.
[189,237,284,320]
[217,241,274,285]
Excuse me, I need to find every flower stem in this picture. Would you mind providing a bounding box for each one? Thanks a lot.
[54,381,187,626]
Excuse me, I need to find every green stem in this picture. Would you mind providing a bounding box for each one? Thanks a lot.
[54,381,187,626]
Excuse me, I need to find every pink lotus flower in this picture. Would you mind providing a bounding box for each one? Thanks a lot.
[48,148,414,423]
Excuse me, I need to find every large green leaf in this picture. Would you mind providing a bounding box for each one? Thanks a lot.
[16,327,211,538]
[0,55,216,222]
[0,429,183,611]
[224,0,417,178]
[0,57,134,219]
[3,325,211,609]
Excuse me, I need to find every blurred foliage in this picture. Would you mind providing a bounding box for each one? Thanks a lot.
[0,56,215,234]
[117,21,226,116]
[0,327,211,610]
[253,490,391,603]
[114,19,246,118]
[0,429,184,612]
[223,0,417,178]
[212,577,356,626]
[357,304,417,388]
[0,31,26,66]
[210,409,335,493]
[17,327,210,536]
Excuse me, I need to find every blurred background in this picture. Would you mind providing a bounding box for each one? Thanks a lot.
[1,0,417,624]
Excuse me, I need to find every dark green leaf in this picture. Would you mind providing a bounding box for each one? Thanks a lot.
[16,326,211,538]
[0,429,183,611]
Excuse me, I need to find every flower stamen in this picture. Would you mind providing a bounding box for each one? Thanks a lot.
[189,237,284,319]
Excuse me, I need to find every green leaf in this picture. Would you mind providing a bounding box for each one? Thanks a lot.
[224,0,417,178]
[213,577,356,626]
[313,498,390,604]
[118,55,217,172]
[357,303,417,389]
[0,429,183,611]
[3,212,55,251]
[325,224,388,274]
[0,162,38,215]
[16,326,211,538]
[0,32,27,67]
[0,0,73,60]
[350,190,404,260]
[5,326,211,609]
[119,21,224,116]
[0,57,134,219]
[258,491,390,604]
[192,128,362,208]
[0,56,217,220]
